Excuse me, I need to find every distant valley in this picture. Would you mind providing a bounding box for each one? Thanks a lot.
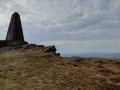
[62,52,120,59]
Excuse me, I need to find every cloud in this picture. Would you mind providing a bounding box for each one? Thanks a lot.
[0,0,120,53]
[40,40,81,45]
[0,14,8,26]
[119,41,120,46]
[40,39,120,53]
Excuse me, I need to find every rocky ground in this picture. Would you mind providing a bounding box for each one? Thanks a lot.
[0,47,120,90]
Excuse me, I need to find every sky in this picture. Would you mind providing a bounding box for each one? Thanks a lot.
[0,0,120,54]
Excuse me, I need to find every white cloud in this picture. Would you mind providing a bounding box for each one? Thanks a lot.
[0,14,8,26]
[119,41,120,45]
[40,39,120,53]
[40,40,81,45]
[0,0,120,53]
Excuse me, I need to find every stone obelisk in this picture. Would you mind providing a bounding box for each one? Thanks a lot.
[6,12,24,42]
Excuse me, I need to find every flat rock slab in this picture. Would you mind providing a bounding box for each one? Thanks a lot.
[0,46,12,53]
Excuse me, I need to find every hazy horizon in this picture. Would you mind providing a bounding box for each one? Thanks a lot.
[61,52,120,59]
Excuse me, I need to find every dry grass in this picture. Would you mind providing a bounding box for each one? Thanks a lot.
[0,49,120,90]
[110,75,120,83]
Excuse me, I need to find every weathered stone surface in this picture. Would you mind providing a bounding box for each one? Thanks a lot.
[21,44,37,50]
[21,44,30,50]
[92,60,98,63]
[0,40,28,47]
[55,53,60,57]
[0,40,7,47]
[37,45,44,48]
[0,46,12,53]
[43,46,56,53]
[7,41,28,46]
[72,56,84,63]
[6,12,24,42]
[28,44,36,47]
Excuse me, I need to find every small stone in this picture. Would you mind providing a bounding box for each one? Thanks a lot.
[72,56,83,63]
[73,63,78,67]
[95,65,104,68]
[92,60,98,63]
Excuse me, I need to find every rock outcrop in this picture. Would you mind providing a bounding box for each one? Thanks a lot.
[43,46,56,53]
[0,12,60,56]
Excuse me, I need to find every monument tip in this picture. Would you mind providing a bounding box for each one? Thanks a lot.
[13,12,19,15]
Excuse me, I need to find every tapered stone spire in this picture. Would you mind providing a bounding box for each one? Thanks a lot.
[6,12,24,42]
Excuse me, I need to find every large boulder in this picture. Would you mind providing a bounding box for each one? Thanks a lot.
[21,44,36,50]
[43,46,56,53]
[55,53,60,57]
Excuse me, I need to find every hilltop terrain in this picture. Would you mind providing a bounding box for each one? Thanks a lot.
[0,46,120,90]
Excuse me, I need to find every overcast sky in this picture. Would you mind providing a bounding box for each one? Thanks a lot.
[0,0,120,54]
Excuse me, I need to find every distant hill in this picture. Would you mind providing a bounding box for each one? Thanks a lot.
[62,52,120,59]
